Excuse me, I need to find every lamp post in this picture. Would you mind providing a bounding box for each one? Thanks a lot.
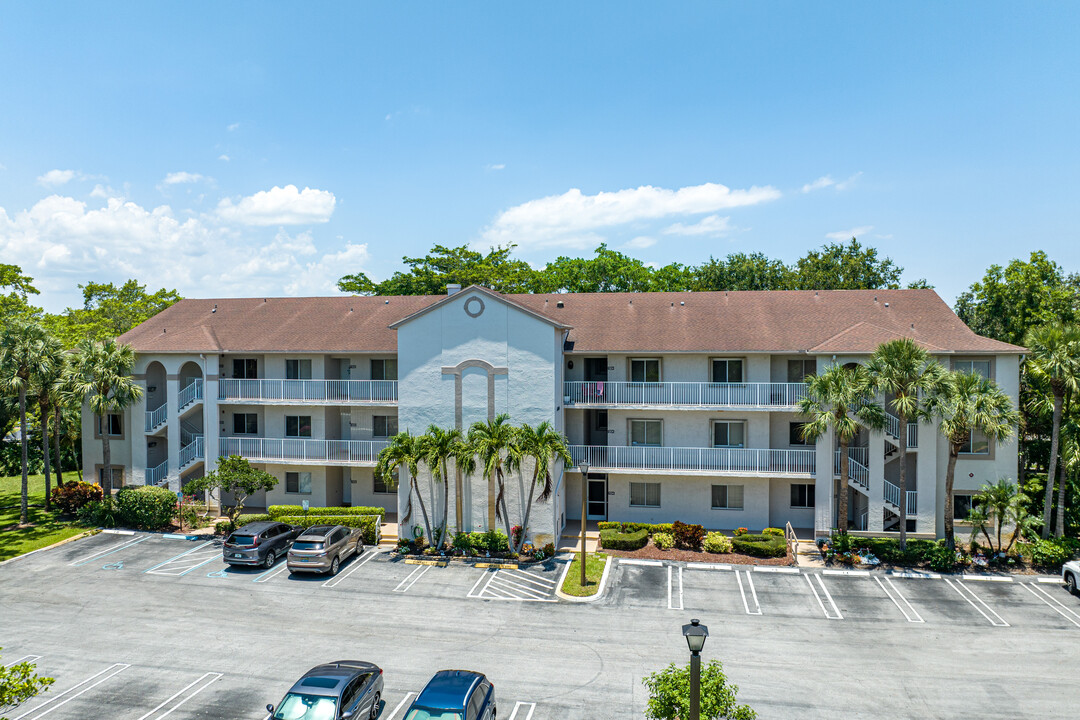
[682,618,709,720]
[578,460,590,586]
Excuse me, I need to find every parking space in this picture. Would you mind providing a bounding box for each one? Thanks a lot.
[955,578,1080,630]
[605,560,669,608]
[467,563,560,602]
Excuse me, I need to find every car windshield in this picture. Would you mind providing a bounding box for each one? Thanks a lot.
[227,535,255,546]
[403,709,464,720]
[273,692,338,720]
[292,541,325,551]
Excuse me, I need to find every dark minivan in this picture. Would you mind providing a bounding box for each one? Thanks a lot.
[403,670,495,720]
[224,521,301,569]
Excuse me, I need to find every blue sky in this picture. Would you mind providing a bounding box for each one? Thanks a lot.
[1,2,1077,312]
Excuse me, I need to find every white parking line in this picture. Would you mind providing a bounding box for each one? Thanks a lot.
[473,568,558,602]
[70,536,149,567]
[13,663,130,720]
[620,558,664,567]
[393,565,430,593]
[667,565,684,610]
[806,574,843,620]
[253,563,291,584]
[886,570,941,579]
[144,541,215,575]
[735,570,762,615]
[753,566,800,574]
[508,701,537,720]
[1021,583,1080,628]
[489,574,549,598]
[1037,577,1064,584]
[323,549,382,588]
[944,578,1010,627]
[960,575,1013,582]
[874,576,924,623]
[822,569,869,577]
[684,563,731,571]
[135,672,223,720]
[3,655,42,668]
[383,692,417,720]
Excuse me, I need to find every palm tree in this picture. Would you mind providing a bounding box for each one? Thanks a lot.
[419,425,462,548]
[928,370,1019,550]
[65,339,142,497]
[451,436,477,535]
[0,321,57,524]
[513,422,571,554]
[50,357,81,487]
[376,431,433,545]
[1024,323,1080,538]
[867,338,947,550]
[468,414,518,535]
[30,334,64,510]
[798,363,885,533]
[967,478,1039,555]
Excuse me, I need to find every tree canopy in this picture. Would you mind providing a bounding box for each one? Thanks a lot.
[44,280,183,346]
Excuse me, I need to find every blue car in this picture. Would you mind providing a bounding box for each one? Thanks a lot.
[404,670,496,720]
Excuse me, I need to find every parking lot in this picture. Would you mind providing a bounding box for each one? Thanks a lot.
[2,530,1079,719]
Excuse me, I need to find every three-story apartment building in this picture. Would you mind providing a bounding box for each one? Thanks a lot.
[85,285,1022,543]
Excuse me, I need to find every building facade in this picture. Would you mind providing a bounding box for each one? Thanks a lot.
[84,286,1023,541]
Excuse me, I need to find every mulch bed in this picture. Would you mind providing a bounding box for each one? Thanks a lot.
[601,545,793,566]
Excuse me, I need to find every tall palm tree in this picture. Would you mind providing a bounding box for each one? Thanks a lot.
[967,478,1038,555]
[65,339,142,497]
[867,338,947,550]
[30,334,64,510]
[928,370,1020,550]
[468,414,518,534]
[798,363,885,533]
[419,425,462,548]
[451,436,477,534]
[513,422,571,554]
[376,431,433,545]
[1024,322,1080,537]
[50,356,81,487]
[0,321,57,524]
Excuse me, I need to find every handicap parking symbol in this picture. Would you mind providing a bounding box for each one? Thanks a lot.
[102,561,124,570]
[207,569,230,579]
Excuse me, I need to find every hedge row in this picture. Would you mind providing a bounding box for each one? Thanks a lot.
[268,505,386,519]
[597,521,674,536]
[599,528,649,551]
[731,533,787,558]
[234,513,381,545]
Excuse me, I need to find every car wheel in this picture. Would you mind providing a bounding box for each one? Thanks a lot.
[263,550,276,569]
[1067,572,1077,595]
[330,556,340,575]
[369,692,380,720]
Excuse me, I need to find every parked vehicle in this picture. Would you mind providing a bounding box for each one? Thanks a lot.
[267,660,384,720]
[404,670,496,720]
[224,521,302,569]
[1064,560,1080,595]
[287,525,364,576]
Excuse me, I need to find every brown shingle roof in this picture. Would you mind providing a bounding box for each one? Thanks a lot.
[118,288,1024,355]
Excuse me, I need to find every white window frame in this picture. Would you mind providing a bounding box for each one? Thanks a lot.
[233,413,258,435]
[629,358,662,383]
[787,358,816,383]
[790,483,815,508]
[629,419,663,447]
[712,420,746,448]
[285,358,312,380]
[371,358,398,381]
[232,358,258,379]
[374,469,399,495]
[710,358,744,384]
[629,481,661,508]
[373,415,398,438]
[285,415,312,438]
[711,484,744,510]
[959,428,990,455]
[285,471,312,495]
[952,359,992,379]
[954,493,974,521]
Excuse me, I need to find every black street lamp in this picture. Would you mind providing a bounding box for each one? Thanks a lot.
[578,460,590,586]
[682,618,709,720]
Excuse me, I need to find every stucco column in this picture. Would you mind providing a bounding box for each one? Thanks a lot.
[165,375,181,493]
[868,431,886,532]
[203,358,220,508]
[813,426,835,538]
[132,379,148,486]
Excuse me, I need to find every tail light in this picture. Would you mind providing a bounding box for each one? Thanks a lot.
[250,536,261,547]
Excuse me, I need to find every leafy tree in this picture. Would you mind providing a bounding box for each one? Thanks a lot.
[29,333,65,510]
[967,479,1040,554]
[693,252,794,291]
[928,371,1019,549]
[0,321,58,524]
[65,339,143,497]
[643,660,756,720]
[798,364,885,532]
[0,264,41,322]
[44,280,182,345]
[512,422,571,553]
[868,339,947,550]
[376,431,433,544]
[468,414,519,537]
[0,649,54,718]
[793,239,903,290]
[531,244,692,293]
[338,244,536,296]
[1024,323,1080,537]
[185,455,278,521]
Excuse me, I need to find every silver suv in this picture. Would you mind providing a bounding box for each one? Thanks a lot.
[287,525,364,576]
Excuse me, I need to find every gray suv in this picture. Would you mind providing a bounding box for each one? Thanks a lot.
[287,525,364,576]
[224,521,301,569]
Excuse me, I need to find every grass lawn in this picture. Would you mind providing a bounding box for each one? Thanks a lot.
[560,552,608,597]
[0,473,90,562]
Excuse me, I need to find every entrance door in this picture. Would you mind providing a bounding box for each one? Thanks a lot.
[586,475,607,520]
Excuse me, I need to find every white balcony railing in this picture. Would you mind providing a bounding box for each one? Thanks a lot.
[834,448,870,490]
[178,379,204,410]
[884,480,918,514]
[218,379,398,404]
[564,381,806,409]
[569,445,815,476]
[885,412,919,448]
[146,460,168,486]
[145,404,168,432]
[219,437,390,466]
[179,435,204,468]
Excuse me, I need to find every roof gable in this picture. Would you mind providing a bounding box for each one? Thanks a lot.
[386,285,571,330]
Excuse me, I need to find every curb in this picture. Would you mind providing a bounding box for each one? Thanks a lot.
[0,527,100,567]
[555,553,612,603]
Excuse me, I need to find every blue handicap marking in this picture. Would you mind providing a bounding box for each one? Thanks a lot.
[207,568,230,578]
[103,561,124,570]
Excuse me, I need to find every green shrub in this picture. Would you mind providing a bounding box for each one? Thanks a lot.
[51,481,103,514]
[77,498,119,527]
[115,486,177,530]
[598,521,621,531]
[273,514,381,545]
[924,541,958,572]
[452,532,473,552]
[731,533,787,558]
[476,529,510,553]
[268,505,386,519]
[653,532,675,550]
[215,519,233,535]
[762,527,784,538]
[599,522,674,536]
[703,532,733,554]
[600,528,649,551]
[672,521,706,551]
[733,527,748,536]
[233,513,273,527]
[1029,538,1073,568]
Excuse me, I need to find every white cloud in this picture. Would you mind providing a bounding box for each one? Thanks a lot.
[486,163,506,171]
[227,122,240,132]
[218,154,230,162]
[37,169,77,187]
[483,182,780,251]
[825,225,874,240]
[163,171,204,185]
[835,171,863,191]
[215,185,336,226]
[801,175,835,193]
[0,194,365,311]
[662,214,731,237]
[622,236,657,249]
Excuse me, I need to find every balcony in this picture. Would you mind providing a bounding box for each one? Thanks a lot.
[218,379,398,405]
[569,445,815,477]
[564,381,806,410]
[219,437,390,467]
